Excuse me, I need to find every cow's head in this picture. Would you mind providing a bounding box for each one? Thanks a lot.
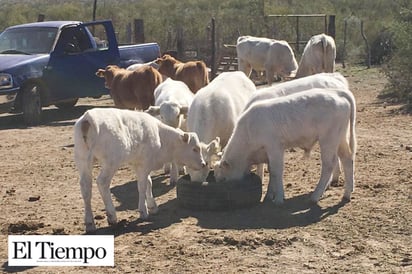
[155,54,180,77]
[186,137,220,182]
[175,131,206,171]
[145,102,189,129]
[95,65,121,89]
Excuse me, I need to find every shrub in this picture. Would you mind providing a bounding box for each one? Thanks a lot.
[383,8,412,106]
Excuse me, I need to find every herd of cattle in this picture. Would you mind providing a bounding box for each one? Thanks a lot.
[74,33,355,233]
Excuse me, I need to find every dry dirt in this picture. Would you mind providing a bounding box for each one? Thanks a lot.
[0,66,411,273]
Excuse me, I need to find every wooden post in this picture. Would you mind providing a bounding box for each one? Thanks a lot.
[361,20,371,68]
[328,15,336,39]
[92,0,97,21]
[343,20,347,68]
[296,16,300,52]
[210,17,217,79]
[134,19,145,44]
[37,14,45,22]
[176,27,184,59]
[126,23,132,44]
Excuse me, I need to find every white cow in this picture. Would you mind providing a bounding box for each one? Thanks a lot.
[145,78,195,183]
[245,72,348,110]
[236,35,298,85]
[244,72,350,184]
[214,88,356,205]
[146,78,194,130]
[295,33,336,78]
[186,71,256,182]
[74,108,205,233]
[126,60,159,71]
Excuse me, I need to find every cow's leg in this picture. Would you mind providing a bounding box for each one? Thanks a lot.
[266,149,285,205]
[238,59,252,78]
[338,141,355,201]
[136,172,158,219]
[311,144,338,203]
[96,166,118,227]
[331,160,341,185]
[79,167,95,233]
[163,162,171,174]
[169,162,179,185]
[256,164,265,180]
[145,175,158,214]
[265,67,274,85]
[136,174,149,220]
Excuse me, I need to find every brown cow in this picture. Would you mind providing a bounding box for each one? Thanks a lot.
[155,54,209,93]
[96,65,162,110]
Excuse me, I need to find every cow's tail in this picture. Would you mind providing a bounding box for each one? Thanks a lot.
[74,112,98,176]
[339,90,357,158]
[321,34,328,72]
[196,61,210,85]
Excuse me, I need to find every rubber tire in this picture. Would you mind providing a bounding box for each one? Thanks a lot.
[176,171,262,211]
[55,98,78,109]
[22,84,42,126]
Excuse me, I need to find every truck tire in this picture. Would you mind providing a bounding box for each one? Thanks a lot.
[22,83,42,125]
[176,171,262,211]
[55,98,78,109]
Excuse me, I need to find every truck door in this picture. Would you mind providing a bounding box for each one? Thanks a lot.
[44,21,120,102]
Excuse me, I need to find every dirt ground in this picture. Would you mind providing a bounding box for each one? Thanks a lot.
[0,66,411,273]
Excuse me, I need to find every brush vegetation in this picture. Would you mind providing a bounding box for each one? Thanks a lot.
[0,0,410,105]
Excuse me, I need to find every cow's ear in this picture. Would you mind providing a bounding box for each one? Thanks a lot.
[207,137,221,154]
[144,106,160,116]
[181,132,190,143]
[96,69,105,77]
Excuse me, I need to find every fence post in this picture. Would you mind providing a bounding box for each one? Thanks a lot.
[37,14,45,22]
[361,20,371,69]
[176,27,184,59]
[210,17,217,80]
[126,23,132,44]
[134,19,145,44]
[328,15,336,39]
[342,19,347,68]
[296,16,300,52]
[92,0,97,21]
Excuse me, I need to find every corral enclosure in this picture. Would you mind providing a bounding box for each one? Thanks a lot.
[0,0,403,67]
[0,67,411,273]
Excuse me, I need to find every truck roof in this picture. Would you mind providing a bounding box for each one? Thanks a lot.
[5,21,82,30]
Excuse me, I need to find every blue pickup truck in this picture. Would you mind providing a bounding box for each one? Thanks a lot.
[0,20,160,125]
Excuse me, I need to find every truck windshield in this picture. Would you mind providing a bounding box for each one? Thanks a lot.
[0,27,58,54]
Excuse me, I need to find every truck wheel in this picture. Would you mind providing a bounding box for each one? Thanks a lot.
[176,171,262,211]
[22,84,42,125]
[55,98,78,109]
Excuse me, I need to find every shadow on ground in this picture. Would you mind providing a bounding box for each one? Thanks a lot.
[101,176,347,237]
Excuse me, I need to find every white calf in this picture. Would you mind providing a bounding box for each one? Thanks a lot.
[236,35,298,85]
[215,88,356,205]
[145,78,195,183]
[245,72,348,110]
[186,71,256,182]
[295,33,336,78]
[74,108,205,232]
[244,72,350,183]
[126,60,159,71]
[146,78,194,130]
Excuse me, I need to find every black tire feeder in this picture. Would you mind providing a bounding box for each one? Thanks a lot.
[176,171,262,211]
